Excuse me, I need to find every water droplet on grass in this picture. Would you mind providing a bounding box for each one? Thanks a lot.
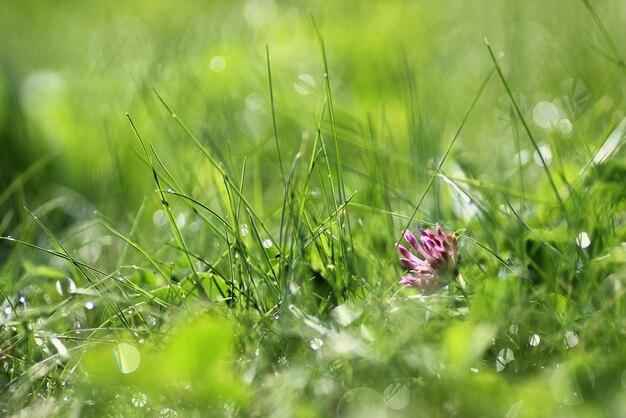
[240,224,248,236]
[533,101,559,129]
[360,324,376,342]
[175,213,186,228]
[559,119,573,135]
[496,347,515,372]
[383,383,410,409]
[159,408,178,418]
[153,209,167,227]
[245,93,265,111]
[209,56,226,72]
[529,334,541,347]
[5,236,14,241]
[262,239,273,248]
[293,73,315,95]
[50,337,69,359]
[576,232,590,249]
[85,301,95,310]
[131,392,147,407]
[501,348,515,363]
[56,278,76,296]
[513,150,529,165]
[310,338,324,351]
[114,343,141,374]
[533,145,553,166]
[564,330,579,348]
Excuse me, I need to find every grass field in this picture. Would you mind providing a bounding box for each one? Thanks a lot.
[1,1,626,416]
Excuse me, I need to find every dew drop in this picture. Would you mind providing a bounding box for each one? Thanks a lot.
[85,301,95,310]
[533,101,559,129]
[50,337,69,359]
[159,408,178,418]
[152,210,167,227]
[262,239,273,249]
[564,330,579,348]
[293,73,315,95]
[240,224,248,236]
[529,334,541,347]
[498,348,515,364]
[496,348,515,372]
[5,236,14,241]
[273,314,280,321]
[175,213,186,229]
[513,150,529,165]
[310,338,324,351]
[559,119,573,135]
[245,93,265,111]
[360,324,376,342]
[114,343,141,374]
[56,278,76,296]
[383,383,410,410]
[131,392,147,408]
[4,306,12,315]
[533,145,553,167]
[576,232,590,249]
[209,56,226,72]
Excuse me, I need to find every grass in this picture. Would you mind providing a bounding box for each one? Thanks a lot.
[1,0,626,417]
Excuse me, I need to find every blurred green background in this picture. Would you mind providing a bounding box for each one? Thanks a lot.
[2,0,624,220]
[2,1,626,416]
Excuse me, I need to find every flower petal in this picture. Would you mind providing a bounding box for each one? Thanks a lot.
[404,230,420,251]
